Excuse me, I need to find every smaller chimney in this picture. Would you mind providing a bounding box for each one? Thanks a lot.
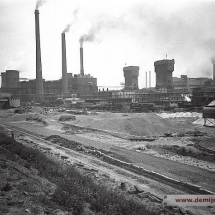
[145,71,147,88]
[149,71,151,88]
[62,32,68,94]
[80,41,84,76]
[213,63,215,80]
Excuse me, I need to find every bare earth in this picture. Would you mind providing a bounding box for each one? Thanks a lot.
[0,108,215,215]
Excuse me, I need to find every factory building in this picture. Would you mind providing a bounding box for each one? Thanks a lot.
[0,70,98,101]
[172,75,188,91]
[192,87,215,106]
[154,59,175,90]
[173,75,213,91]
[74,74,97,96]
[123,66,139,90]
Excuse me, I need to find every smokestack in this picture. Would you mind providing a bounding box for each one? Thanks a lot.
[35,9,44,102]
[80,41,84,76]
[149,71,151,88]
[145,71,147,88]
[213,63,215,80]
[61,33,68,94]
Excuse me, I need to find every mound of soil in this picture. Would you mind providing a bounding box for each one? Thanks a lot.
[59,115,76,121]
[72,113,181,136]
[26,116,48,126]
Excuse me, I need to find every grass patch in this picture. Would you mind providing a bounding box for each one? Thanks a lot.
[0,132,160,215]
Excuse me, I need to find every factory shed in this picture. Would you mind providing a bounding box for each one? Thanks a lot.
[203,100,215,126]
[0,99,9,109]
[0,92,11,109]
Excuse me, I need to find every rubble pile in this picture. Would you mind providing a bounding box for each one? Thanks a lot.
[26,116,48,126]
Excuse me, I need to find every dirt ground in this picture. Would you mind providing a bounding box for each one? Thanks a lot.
[0,107,215,215]
[1,108,215,174]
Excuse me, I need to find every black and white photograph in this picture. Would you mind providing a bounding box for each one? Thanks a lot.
[0,0,215,214]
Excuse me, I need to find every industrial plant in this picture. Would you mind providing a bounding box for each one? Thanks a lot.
[1,4,215,215]
[0,7,215,114]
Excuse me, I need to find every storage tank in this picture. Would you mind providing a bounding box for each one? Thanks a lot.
[6,70,19,88]
[9,98,20,108]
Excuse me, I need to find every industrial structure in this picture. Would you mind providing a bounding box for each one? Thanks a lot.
[123,66,139,90]
[154,59,175,90]
[0,7,215,112]
[35,9,44,102]
[61,32,68,95]
[1,70,19,89]
[203,100,215,126]
[173,75,213,91]
[213,62,215,81]
[80,41,84,76]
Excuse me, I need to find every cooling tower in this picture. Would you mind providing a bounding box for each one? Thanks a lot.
[6,70,19,88]
[35,9,44,102]
[123,66,139,90]
[61,33,68,94]
[154,59,175,89]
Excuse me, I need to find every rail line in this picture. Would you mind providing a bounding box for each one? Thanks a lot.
[1,123,214,197]
[1,123,214,215]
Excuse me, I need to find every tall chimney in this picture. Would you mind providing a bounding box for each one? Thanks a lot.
[213,63,215,80]
[149,71,151,88]
[62,33,68,94]
[80,42,84,76]
[35,9,44,102]
[145,71,147,88]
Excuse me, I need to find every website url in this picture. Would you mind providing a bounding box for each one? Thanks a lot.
[163,195,215,206]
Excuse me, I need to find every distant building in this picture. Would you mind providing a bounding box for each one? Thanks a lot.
[173,75,212,91]
[154,59,175,90]
[123,66,139,90]
[0,70,98,101]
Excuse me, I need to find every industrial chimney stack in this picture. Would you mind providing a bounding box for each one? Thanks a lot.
[35,9,44,102]
[213,63,215,80]
[145,71,147,88]
[61,33,68,94]
[149,71,151,88]
[80,42,84,76]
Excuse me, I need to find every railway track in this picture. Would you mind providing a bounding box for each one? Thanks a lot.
[0,123,214,214]
[0,123,214,215]
[1,123,213,195]
[0,123,181,193]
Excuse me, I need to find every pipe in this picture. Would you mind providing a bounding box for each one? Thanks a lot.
[80,42,84,76]
[146,71,147,88]
[35,9,44,102]
[61,33,68,94]
[149,71,151,88]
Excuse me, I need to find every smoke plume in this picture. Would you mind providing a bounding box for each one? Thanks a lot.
[35,0,47,10]
[79,15,130,45]
[63,9,78,33]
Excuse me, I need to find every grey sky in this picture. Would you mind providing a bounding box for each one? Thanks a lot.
[0,0,215,88]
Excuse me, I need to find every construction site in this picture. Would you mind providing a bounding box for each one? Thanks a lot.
[0,3,215,215]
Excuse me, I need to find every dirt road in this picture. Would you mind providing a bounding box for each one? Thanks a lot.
[1,118,215,193]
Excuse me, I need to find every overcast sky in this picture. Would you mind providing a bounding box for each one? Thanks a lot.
[0,0,215,88]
